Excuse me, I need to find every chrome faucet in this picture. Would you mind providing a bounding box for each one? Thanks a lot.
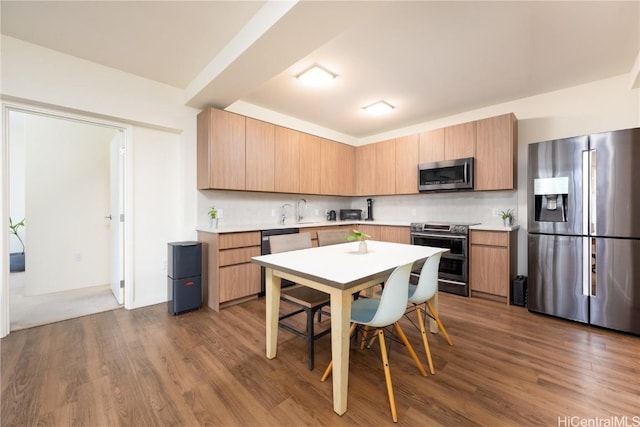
[296,199,308,223]
[279,203,292,225]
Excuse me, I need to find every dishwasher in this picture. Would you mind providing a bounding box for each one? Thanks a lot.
[259,228,300,297]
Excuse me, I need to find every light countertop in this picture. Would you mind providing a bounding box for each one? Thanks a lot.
[196,220,520,234]
[469,223,520,232]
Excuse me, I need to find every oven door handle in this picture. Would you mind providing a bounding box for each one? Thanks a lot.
[411,233,467,240]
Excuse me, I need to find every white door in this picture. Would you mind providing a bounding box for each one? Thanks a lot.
[110,132,124,304]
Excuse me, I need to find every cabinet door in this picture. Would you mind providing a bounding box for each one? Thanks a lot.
[336,142,355,195]
[444,121,475,160]
[274,126,300,193]
[320,138,344,195]
[356,143,376,196]
[470,245,508,297]
[380,226,410,244]
[197,108,246,190]
[356,225,381,240]
[419,128,445,163]
[246,118,275,192]
[299,133,322,194]
[376,139,396,195]
[219,263,261,303]
[395,134,419,194]
[475,113,517,191]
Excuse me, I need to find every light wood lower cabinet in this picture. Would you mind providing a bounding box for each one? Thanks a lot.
[355,225,410,244]
[198,231,261,312]
[469,230,517,304]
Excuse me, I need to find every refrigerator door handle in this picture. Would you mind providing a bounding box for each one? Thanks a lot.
[590,149,597,235]
[581,150,591,297]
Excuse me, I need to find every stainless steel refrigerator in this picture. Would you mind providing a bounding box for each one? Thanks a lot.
[527,128,640,335]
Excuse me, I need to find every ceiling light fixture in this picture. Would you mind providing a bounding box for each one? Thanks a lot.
[296,65,336,87]
[362,100,394,115]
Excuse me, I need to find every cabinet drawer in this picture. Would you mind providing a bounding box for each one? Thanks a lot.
[218,246,260,267]
[219,263,261,302]
[471,230,508,247]
[219,232,261,249]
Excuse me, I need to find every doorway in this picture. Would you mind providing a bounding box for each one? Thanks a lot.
[4,104,131,331]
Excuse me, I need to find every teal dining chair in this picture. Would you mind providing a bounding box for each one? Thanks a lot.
[320,262,426,423]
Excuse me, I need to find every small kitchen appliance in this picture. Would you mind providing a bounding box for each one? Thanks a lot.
[327,210,337,221]
[339,209,362,221]
[366,198,374,221]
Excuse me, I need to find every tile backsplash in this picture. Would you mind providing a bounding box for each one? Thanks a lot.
[199,189,518,228]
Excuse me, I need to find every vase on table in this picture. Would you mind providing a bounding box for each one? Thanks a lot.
[359,240,368,254]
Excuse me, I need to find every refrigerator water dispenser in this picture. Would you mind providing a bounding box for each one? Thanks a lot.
[534,177,569,222]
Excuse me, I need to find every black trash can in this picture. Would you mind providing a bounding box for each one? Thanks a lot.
[167,241,202,315]
[511,275,528,307]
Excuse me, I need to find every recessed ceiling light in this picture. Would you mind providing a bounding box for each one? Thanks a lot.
[362,100,394,115]
[296,65,336,87]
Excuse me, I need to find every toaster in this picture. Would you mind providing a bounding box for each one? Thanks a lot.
[339,209,362,221]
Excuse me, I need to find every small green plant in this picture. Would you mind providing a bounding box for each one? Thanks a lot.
[9,217,25,254]
[346,229,370,242]
[208,207,218,219]
[500,209,514,221]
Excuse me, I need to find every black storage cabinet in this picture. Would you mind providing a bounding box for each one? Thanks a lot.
[167,241,202,315]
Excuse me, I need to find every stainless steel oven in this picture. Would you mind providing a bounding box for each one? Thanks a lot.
[410,222,477,296]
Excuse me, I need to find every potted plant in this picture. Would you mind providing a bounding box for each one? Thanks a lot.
[500,209,515,227]
[208,207,218,228]
[9,217,25,272]
[346,229,371,253]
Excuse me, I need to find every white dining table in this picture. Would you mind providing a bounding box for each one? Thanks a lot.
[251,240,449,416]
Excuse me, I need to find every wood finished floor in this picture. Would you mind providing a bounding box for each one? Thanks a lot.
[1,292,638,426]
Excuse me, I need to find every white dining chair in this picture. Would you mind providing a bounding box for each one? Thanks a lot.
[406,251,453,375]
[320,262,426,423]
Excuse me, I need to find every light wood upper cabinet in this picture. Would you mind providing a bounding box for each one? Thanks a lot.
[475,113,517,191]
[395,134,419,194]
[376,138,396,195]
[445,121,475,160]
[274,126,300,194]
[245,118,275,192]
[197,108,246,190]
[419,128,445,164]
[321,138,355,195]
[299,133,322,194]
[335,142,355,195]
[356,143,376,196]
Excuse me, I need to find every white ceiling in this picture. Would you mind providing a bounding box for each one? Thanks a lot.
[2,1,639,138]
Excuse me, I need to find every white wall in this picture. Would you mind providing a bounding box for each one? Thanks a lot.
[1,36,200,314]
[21,113,115,295]
[8,111,25,254]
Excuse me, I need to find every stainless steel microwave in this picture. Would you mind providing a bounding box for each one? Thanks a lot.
[418,157,474,192]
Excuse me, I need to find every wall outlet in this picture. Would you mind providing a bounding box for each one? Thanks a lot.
[492,208,500,216]
[315,209,319,215]
[217,208,223,218]
[271,208,276,217]
[74,253,82,262]
[411,208,417,216]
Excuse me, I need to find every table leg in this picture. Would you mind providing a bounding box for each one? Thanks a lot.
[265,269,281,359]
[330,289,353,415]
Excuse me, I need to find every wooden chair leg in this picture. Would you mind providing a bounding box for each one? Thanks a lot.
[426,301,453,346]
[394,323,427,377]
[416,306,435,375]
[321,323,357,382]
[360,325,370,350]
[377,329,398,423]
